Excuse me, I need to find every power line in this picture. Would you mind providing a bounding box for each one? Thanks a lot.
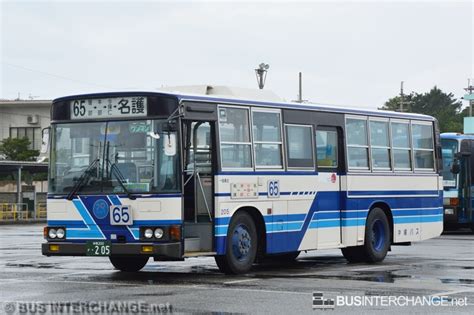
[2,62,116,90]
[0,111,50,119]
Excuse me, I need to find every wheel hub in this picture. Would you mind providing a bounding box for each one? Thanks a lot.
[232,224,252,261]
[371,219,386,252]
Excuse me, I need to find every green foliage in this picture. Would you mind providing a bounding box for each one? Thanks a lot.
[380,86,464,133]
[0,137,39,161]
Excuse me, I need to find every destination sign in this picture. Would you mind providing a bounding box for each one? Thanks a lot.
[70,97,147,120]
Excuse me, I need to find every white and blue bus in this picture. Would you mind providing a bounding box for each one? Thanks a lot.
[42,90,443,274]
[441,132,474,231]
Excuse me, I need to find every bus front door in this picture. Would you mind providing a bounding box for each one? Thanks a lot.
[182,120,216,254]
[315,126,343,248]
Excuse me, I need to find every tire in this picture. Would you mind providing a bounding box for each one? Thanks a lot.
[341,246,365,263]
[109,255,149,272]
[214,211,258,274]
[363,208,391,262]
[341,208,391,263]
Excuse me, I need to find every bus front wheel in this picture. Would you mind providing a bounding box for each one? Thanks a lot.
[215,212,258,274]
[109,255,149,272]
[341,208,391,263]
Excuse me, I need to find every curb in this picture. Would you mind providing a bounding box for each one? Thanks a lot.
[0,220,46,225]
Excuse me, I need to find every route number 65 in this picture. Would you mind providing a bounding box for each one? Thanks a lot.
[110,205,133,225]
[268,180,280,198]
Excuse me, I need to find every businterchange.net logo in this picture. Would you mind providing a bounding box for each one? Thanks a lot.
[312,292,469,309]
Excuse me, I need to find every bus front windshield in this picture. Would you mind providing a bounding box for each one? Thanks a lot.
[441,139,458,188]
[49,119,180,195]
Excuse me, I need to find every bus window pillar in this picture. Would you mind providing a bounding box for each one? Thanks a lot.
[17,166,22,209]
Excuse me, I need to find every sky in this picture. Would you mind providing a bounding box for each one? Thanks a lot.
[1,0,473,109]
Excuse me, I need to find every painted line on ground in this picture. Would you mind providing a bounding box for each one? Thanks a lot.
[431,288,474,296]
[223,278,260,285]
[350,265,400,272]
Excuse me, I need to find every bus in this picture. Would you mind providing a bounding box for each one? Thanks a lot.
[42,90,443,274]
[441,132,474,232]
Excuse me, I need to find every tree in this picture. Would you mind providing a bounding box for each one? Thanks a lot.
[0,137,39,161]
[381,86,464,133]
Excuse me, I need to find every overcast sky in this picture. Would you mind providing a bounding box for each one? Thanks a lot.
[1,0,472,109]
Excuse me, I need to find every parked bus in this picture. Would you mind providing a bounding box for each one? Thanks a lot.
[441,132,474,232]
[42,90,443,274]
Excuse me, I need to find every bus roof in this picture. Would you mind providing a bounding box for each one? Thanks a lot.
[441,132,474,140]
[53,90,436,121]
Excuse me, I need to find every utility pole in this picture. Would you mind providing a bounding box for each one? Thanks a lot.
[293,72,307,103]
[464,78,474,117]
[298,72,303,103]
[398,81,412,112]
[399,81,405,112]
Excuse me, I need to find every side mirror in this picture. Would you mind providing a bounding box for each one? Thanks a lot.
[451,162,460,174]
[164,133,177,156]
[40,127,50,154]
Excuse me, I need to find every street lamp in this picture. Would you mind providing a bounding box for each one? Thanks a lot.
[255,63,269,89]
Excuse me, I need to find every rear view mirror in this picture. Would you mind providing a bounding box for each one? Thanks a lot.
[40,127,50,154]
[164,133,177,156]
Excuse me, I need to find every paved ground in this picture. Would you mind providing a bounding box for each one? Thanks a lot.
[0,224,473,314]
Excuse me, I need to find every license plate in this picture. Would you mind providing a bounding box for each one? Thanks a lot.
[86,241,111,256]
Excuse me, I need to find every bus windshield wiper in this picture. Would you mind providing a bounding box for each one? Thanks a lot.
[67,158,100,200]
[103,142,136,200]
[109,162,137,200]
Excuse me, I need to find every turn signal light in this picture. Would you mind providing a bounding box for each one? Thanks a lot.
[141,245,153,253]
[49,245,60,252]
[43,227,48,239]
[170,225,181,241]
[450,198,459,206]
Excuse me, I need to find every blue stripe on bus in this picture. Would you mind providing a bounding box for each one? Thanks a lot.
[394,215,443,224]
[215,190,441,198]
[348,190,440,196]
[217,171,318,176]
[392,209,442,216]
[47,193,181,200]
[47,220,87,228]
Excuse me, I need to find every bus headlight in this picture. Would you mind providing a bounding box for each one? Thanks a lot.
[56,228,65,239]
[144,228,154,239]
[154,228,164,239]
[48,228,57,239]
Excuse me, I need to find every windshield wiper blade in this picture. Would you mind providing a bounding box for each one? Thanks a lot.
[67,158,100,200]
[109,163,137,200]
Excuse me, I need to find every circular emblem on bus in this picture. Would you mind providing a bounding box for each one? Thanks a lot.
[93,199,109,219]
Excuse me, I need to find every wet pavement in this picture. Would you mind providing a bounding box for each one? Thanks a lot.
[0,224,473,314]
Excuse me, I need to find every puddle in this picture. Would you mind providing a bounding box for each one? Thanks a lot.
[440,278,474,284]
[254,271,412,283]
[5,262,61,269]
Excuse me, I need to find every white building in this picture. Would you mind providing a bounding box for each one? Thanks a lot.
[0,99,52,152]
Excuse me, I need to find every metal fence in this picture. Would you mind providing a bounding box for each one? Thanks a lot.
[0,203,46,221]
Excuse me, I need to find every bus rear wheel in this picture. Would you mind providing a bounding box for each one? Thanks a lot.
[215,212,258,274]
[109,255,149,272]
[341,208,391,263]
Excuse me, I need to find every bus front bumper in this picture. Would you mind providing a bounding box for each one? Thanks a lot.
[42,242,182,258]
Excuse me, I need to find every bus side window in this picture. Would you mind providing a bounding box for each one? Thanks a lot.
[316,129,338,169]
[412,123,435,171]
[285,124,315,169]
[346,118,369,170]
[219,107,252,169]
